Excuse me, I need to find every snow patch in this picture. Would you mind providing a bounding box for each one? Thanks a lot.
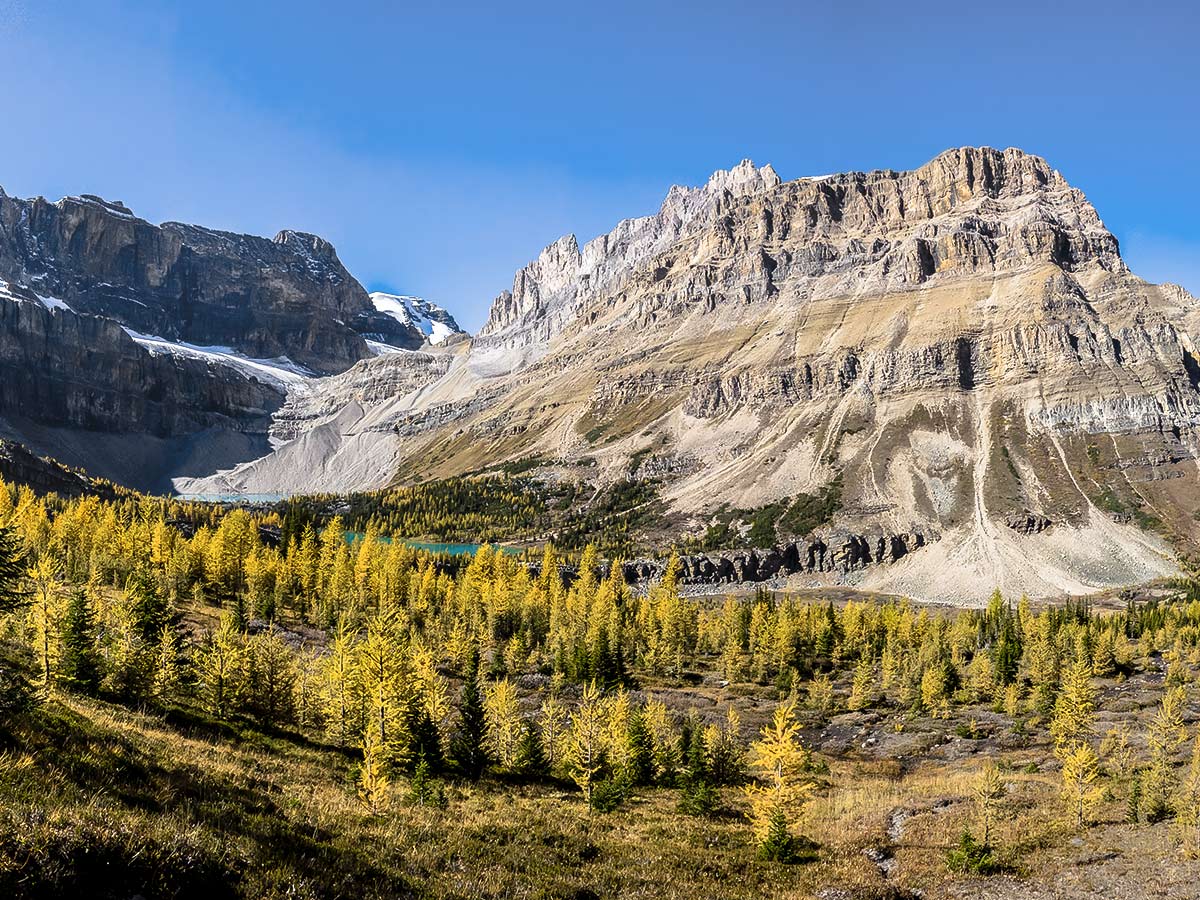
[0,280,72,314]
[63,195,138,220]
[121,328,314,391]
[366,339,411,357]
[369,292,459,345]
[36,293,72,314]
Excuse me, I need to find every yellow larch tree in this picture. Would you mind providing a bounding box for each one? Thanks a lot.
[744,699,814,860]
[567,681,607,805]
[28,555,64,699]
[1060,740,1103,829]
[483,678,522,770]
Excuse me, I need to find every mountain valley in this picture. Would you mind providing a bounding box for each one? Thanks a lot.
[2,147,1197,602]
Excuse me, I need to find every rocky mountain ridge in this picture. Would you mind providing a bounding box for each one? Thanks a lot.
[0,188,430,370]
[196,146,1198,603]
[0,188,450,489]
[478,158,784,348]
[0,437,120,500]
[3,147,1197,604]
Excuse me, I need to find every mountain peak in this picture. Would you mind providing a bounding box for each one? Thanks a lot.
[662,159,782,207]
[702,158,781,195]
[480,160,787,342]
[78,194,133,213]
[368,292,465,346]
[58,193,141,220]
[912,145,1065,194]
[273,229,336,259]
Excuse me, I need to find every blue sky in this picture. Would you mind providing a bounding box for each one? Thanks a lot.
[0,0,1196,330]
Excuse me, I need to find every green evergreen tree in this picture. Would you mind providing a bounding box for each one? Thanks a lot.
[125,568,169,643]
[758,805,797,861]
[408,754,446,807]
[513,718,548,777]
[992,616,1020,686]
[407,702,444,774]
[451,648,488,779]
[678,724,717,816]
[626,708,656,786]
[0,522,31,711]
[590,627,614,687]
[0,525,30,710]
[57,589,101,695]
[230,591,249,633]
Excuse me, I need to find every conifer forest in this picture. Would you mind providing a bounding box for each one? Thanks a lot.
[2,477,1200,898]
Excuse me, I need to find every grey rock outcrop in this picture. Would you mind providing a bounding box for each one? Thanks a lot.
[1004,512,1054,534]
[0,437,117,499]
[618,529,933,586]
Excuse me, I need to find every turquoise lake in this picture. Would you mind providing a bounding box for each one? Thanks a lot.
[168,504,526,557]
[344,533,524,556]
[176,493,288,504]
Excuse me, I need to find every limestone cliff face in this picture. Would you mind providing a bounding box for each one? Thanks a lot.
[478,159,782,347]
[0,288,282,435]
[0,190,425,374]
[477,149,1117,347]
[0,188,440,489]
[460,147,1194,455]
[211,146,1196,603]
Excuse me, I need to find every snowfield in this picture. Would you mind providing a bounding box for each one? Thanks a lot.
[365,339,411,356]
[121,328,313,391]
[37,293,73,313]
[369,292,457,345]
[0,280,74,314]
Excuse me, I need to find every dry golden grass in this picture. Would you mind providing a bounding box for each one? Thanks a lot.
[0,692,1060,899]
[3,663,1199,899]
